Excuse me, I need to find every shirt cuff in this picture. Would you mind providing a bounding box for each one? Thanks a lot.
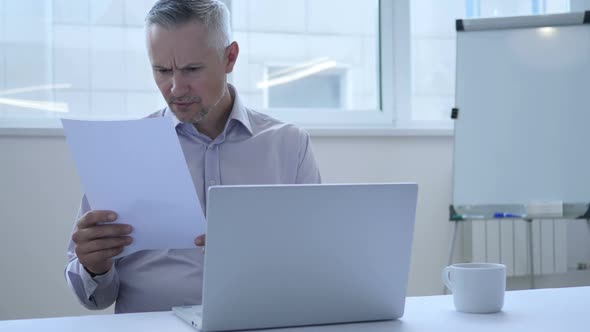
[86,265,116,293]
[68,259,116,300]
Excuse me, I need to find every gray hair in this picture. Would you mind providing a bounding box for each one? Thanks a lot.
[145,0,231,54]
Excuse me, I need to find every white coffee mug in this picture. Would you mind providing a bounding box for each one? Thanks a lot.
[442,263,506,313]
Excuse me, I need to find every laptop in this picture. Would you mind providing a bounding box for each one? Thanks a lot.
[173,183,418,331]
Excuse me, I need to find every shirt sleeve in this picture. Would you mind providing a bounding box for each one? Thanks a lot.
[296,131,322,184]
[64,195,120,310]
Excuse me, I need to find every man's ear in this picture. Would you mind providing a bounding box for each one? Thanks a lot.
[224,41,239,74]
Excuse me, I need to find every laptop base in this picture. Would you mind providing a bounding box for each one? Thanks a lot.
[173,305,203,330]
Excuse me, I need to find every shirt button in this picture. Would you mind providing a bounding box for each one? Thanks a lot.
[209,180,216,185]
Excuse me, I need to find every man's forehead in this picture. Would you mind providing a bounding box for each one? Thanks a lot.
[146,22,214,65]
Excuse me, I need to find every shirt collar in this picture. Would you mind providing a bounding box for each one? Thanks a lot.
[163,84,253,137]
[227,84,253,136]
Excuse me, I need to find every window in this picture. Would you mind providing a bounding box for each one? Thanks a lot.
[0,0,579,131]
[0,0,385,129]
[0,0,163,128]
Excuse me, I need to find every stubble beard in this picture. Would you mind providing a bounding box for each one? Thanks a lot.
[189,106,210,124]
[190,90,225,124]
[167,95,207,124]
[169,88,226,124]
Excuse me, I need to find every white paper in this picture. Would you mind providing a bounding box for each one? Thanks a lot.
[62,117,205,257]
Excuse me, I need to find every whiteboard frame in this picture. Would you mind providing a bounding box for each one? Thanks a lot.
[451,11,590,220]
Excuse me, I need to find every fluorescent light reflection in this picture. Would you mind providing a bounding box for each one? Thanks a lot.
[0,83,72,113]
[0,83,72,96]
[0,98,69,113]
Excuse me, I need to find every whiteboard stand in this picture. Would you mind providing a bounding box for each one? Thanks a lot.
[444,218,535,294]
[524,218,535,289]
[444,214,535,293]
[444,219,461,295]
[445,204,590,294]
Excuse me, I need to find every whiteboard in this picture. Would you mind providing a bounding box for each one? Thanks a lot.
[453,13,590,206]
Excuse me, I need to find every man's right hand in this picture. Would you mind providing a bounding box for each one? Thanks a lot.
[72,210,133,276]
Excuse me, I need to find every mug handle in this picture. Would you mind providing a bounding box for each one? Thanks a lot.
[441,266,453,292]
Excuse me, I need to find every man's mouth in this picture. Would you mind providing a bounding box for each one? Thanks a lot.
[173,102,195,106]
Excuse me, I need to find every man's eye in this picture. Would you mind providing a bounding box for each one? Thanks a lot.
[185,67,201,73]
[157,69,172,74]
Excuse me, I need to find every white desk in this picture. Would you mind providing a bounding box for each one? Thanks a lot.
[1,286,587,332]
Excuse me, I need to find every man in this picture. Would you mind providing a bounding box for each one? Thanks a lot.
[65,0,321,314]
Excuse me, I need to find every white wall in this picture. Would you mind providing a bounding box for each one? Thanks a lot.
[0,134,456,320]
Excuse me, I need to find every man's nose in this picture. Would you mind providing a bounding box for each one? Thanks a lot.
[170,72,189,97]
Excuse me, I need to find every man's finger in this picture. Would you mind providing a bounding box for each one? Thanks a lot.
[72,224,132,244]
[93,224,133,239]
[77,210,118,229]
[195,234,206,246]
[76,236,133,256]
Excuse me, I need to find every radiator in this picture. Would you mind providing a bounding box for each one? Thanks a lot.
[463,219,568,276]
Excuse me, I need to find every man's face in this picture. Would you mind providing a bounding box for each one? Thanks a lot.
[146,21,233,123]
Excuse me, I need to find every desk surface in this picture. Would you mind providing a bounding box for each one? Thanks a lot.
[1,286,587,332]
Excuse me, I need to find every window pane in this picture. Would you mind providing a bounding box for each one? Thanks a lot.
[0,0,163,127]
[228,0,380,112]
[0,0,381,128]
[409,0,570,122]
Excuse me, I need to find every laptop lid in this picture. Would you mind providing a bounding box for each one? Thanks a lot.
[201,183,418,331]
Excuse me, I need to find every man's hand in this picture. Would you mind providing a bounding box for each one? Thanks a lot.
[72,210,133,275]
[195,234,206,253]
